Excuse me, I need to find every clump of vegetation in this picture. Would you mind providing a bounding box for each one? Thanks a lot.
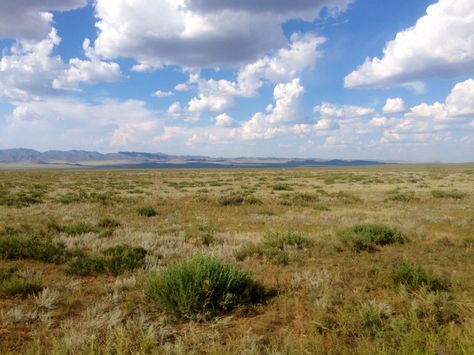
[218,192,261,206]
[63,222,98,236]
[358,300,392,335]
[391,262,449,292]
[338,224,406,252]
[431,190,466,199]
[144,256,264,319]
[0,234,67,263]
[136,206,158,217]
[385,190,419,202]
[272,184,293,191]
[0,267,43,297]
[314,204,331,211]
[97,218,121,228]
[280,192,319,206]
[236,232,312,265]
[66,245,148,276]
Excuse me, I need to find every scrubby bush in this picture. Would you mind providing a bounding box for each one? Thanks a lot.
[136,206,158,217]
[236,232,312,265]
[144,256,264,319]
[337,224,406,252]
[97,218,121,228]
[272,184,293,191]
[218,192,261,206]
[0,234,67,263]
[431,190,466,199]
[66,245,147,276]
[391,262,449,292]
[63,222,98,236]
[0,267,43,297]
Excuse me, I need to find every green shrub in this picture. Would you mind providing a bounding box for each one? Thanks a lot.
[197,223,217,246]
[144,256,264,319]
[137,206,158,217]
[337,224,406,252]
[66,245,147,276]
[97,218,121,228]
[0,267,43,297]
[63,222,98,236]
[236,232,312,265]
[272,184,293,191]
[314,204,331,211]
[0,235,67,263]
[431,190,466,199]
[391,262,449,291]
[218,192,261,206]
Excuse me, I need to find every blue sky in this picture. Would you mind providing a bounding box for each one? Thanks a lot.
[0,0,473,162]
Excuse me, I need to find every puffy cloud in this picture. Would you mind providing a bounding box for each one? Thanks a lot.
[2,98,161,150]
[406,78,474,121]
[314,103,374,118]
[241,79,304,139]
[180,34,323,114]
[93,0,348,68]
[153,90,174,98]
[215,113,236,127]
[53,39,122,91]
[0,0,87,41]
[345,0,474,88]
[0,29,63,101]
[383,98,405,113]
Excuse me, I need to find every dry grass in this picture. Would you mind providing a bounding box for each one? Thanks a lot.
[0,164,473,353]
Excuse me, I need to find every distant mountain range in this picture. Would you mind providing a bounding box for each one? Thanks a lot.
[0,148,389,168]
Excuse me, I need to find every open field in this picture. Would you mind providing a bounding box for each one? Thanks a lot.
[0,165,473,354]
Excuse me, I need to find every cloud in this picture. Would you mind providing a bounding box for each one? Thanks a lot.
[215,113,236,127]
[93,0,349,68]
[345,0,474,88]
[241,79,304,139]
[176,34,324,114]
[0,29,63,101]
[53,39,122,91]
[2,98,161,150]
[314,103,374,118]
[153,90,174,98]
[0,0,87,41]
[383,98,405,113]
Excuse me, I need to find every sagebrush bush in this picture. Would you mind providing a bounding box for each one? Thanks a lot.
[272,184,293,191]
[144,256,264,319]
[0,267,43,297]
[0,234,67,263]
[63,222,98,236]
[66,245,147,276]
[136,206,158,217]
[217,192,261,206]
[236,232,312,265]
[97,218,121,228]
[337,224,406,252]
[391,262,449,292]
[431,190,466,199]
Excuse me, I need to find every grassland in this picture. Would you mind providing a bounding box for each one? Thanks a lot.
[0,165,473,354]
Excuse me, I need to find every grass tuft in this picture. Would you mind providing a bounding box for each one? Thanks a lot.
[136,206,158,217]
[144,256,264,319]
[391,262,449,292]
[337,224,406,252]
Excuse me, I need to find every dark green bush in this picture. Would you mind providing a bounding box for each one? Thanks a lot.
[391,262,449,291]
[0,267,43,297]
[66,245,147,276]
[137,206,158,217]
[0,234,67,263]
[236,232,312,265]
[218,192,261,206]
[431,190,466,200]
[144,256,264,319]
[272,184,293,191]
[63,222,98,236]
[337,224,406,252]
[97,218,121,228]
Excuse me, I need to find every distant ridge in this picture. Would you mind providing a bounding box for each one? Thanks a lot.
[0,148,388,168]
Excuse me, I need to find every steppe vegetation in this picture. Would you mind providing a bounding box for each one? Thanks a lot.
[0,165,473,354]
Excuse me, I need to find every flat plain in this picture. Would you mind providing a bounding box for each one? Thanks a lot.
[0,165,473,354]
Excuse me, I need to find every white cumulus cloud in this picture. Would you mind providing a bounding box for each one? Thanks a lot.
[345,0,474,88]
[383,98,405,113]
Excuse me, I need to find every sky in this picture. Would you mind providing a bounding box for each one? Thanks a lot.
[0,0,473,162]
